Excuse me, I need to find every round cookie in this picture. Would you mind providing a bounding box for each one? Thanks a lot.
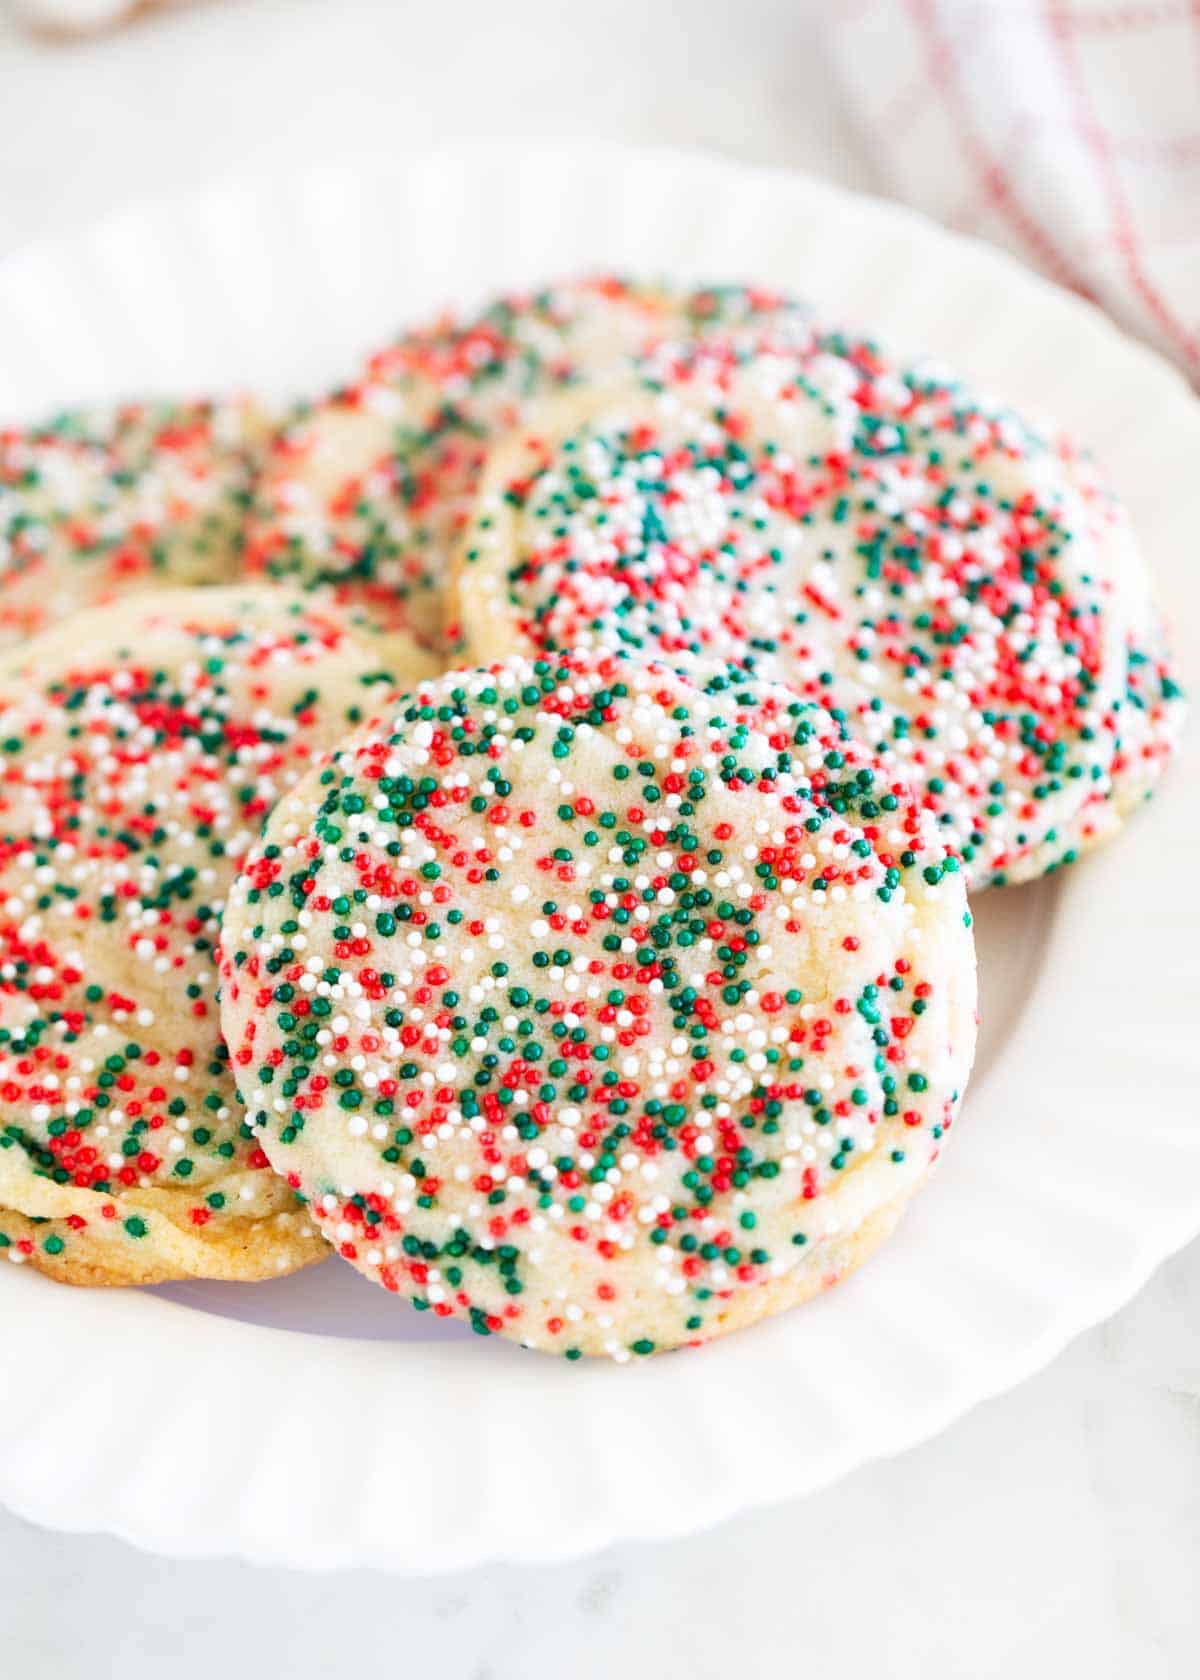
[246,278,811,654]
[454,345,1181,887]
[0,397,269,650]
[220,651,977,1359]
[0,586,429,1287]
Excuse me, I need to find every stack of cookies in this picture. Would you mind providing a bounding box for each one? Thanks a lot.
[0,279,1183,1358]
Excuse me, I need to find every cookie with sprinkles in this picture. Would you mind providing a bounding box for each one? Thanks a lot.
[0,397,270,651]
[0,586,428,1287]
[245,278,811,654]
[454,346,1182,887]
[220,650,977,1358]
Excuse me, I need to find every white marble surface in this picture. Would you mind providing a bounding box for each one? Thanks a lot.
[0,3,1196,1674]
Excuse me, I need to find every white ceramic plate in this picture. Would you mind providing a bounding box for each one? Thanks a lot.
[0,146,1196,1572]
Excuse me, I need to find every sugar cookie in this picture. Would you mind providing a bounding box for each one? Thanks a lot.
[221,651,977,1357]
[0,398,268,649]
[0,586,426,1285]
[455,346,1182,886]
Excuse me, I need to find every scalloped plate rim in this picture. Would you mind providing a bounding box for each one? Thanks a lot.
[0,143,1196,1573]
